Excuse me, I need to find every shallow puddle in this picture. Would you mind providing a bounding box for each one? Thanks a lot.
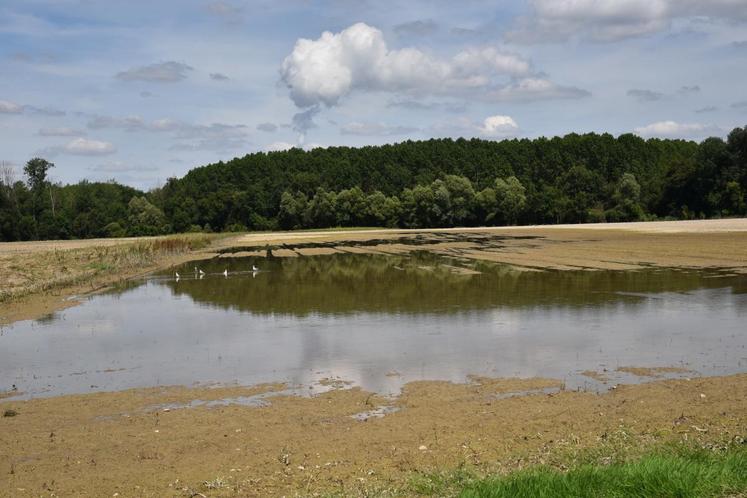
[2,252,746,399]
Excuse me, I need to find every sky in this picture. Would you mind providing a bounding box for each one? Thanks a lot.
[1,0,746,190]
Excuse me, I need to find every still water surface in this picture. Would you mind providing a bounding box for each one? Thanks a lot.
[2,253,746,398]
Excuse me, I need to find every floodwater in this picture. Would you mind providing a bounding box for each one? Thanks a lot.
[2,253,746,399]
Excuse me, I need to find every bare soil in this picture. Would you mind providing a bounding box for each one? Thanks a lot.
[227,219,747,273]
[1,374,745,497]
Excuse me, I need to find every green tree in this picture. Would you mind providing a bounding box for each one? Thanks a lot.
[305,188,337,228]
[335,186,367,226]
[278,191,308,230]
[127,196,169,235]
[475,187,497,224]
[609,173,644,222]
[24,157,54,192]
[494,176,526,225]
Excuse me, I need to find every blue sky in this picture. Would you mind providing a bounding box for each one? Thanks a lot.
[1,0,746,190]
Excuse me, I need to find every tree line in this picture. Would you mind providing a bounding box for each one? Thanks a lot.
[1,127,745,241]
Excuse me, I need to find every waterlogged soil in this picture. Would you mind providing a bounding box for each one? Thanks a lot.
[223,219,747,273]
[1,374,746,497]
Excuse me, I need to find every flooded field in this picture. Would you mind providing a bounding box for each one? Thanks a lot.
[2,252,746,399]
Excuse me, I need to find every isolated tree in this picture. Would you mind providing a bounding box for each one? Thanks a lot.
[24,157,54,192]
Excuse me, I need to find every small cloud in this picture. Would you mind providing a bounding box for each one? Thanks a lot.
[479,115,519,137]
[25,105,66,116]
[0,100,23,114]
[292,106,320,144]
[88,115,146,131]
[488,78,590,102]
[340,122,419,136]
[206,1,244,20]
[430,114,520,139]
[210,72,230,81]
[451,26,480,36]
[257,122,278,132]
[64,137,116,156]
[634,120,721,139]
[393,19,438,37]
[264,141,296,152]
[731,101,747,109]
[116,61,193,83]
[678,85,701,95]
[695,106,717,114]
[0,100,65,115]
[11,52,58,64]
[627,89,664,102]
[38,127,84,137]
[387,99,466,113]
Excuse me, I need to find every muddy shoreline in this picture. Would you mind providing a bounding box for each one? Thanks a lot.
[2,373,746,497]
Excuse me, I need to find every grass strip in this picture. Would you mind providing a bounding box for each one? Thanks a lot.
[459,446,747,498]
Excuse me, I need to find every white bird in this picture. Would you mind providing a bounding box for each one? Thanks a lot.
[223,269,228,277]
[175,271,180,280]
[252,265,259,272]
[199,268,205,276]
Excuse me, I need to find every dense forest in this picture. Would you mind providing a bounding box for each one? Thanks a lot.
[2,127,746,241]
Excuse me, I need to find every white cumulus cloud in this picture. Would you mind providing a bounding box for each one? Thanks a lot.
[280,22,532,108]
[479,115,520,137]
[634,121,721,139]
[64,138,116,156]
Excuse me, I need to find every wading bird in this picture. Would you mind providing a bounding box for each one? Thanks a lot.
[252,264,259,272]
[175,271,180,280]
[223,269,228,277]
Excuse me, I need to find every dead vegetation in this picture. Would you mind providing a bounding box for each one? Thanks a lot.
[0,233,237,324]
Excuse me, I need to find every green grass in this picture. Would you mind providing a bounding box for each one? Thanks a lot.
[459,446,747,498]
